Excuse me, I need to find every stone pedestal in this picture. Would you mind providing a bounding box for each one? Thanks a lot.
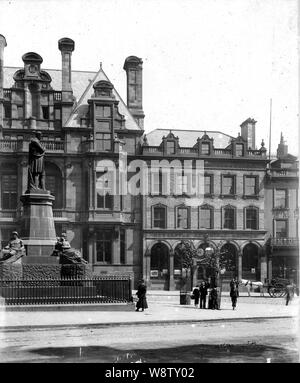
[20,190,56,257]
[0,261,23,279]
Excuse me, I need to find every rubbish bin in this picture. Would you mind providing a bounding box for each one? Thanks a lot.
[180,292,191,305]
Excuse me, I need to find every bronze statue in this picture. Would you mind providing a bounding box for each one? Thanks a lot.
[52,233,88,264]
[27,131,46,192]
[0,231,26,263]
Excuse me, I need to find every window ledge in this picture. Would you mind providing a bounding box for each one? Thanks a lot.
[272,207,289,211]
[242,195,259,199]
[204,193,215,198]
[219,194,237,199]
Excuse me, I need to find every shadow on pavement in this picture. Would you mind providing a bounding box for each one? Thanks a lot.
[26,343,298,363]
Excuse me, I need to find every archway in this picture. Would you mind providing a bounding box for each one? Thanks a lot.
[242,243,260,281]
[150,242,169,290]
[220,243,238,280]
[45,162,63,209]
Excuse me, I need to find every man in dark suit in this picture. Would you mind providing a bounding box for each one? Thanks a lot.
[199,281,208,309]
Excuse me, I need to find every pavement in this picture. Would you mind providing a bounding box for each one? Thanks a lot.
[0,291,299,331]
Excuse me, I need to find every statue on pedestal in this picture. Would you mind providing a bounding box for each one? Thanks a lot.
[27,131,46,192]
[0,231,26,263]
[52,233,87,264]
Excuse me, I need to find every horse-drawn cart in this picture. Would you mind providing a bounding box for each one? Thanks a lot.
[265,278,290,298]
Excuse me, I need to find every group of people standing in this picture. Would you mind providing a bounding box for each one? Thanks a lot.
[192,277,240,310]
[192,282,219,310]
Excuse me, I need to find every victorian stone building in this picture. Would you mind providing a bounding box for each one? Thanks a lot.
[265,135,299,285]
[0,34,298,289]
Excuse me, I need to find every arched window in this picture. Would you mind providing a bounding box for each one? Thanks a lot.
[223,206,236,229]
[245,207,258,230]
[45,162,63,209]
[152,205,167,228]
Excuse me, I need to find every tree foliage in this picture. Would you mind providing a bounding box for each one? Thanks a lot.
[175,240,234,273]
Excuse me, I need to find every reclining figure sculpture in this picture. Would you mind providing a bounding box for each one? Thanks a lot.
[0,231,26,263]
[52,233,88,264]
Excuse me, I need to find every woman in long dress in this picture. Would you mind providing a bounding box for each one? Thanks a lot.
[135,279,148,312]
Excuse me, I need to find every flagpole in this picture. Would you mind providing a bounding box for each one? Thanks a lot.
[269,98,272,163]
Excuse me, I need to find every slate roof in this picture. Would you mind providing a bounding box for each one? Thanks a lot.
[145,129,234,148]
[3,66,141,131]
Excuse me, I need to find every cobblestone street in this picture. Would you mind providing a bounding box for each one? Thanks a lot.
[0,317,298,363]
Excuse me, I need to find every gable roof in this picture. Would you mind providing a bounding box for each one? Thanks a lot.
[145,128,233,148]
[3,66,141,131]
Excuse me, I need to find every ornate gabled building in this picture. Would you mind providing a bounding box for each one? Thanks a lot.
[0,34,298,289]
[0,35,144,285]
[265,134,299,285]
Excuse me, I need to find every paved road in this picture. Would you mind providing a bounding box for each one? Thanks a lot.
[0,317,298,362]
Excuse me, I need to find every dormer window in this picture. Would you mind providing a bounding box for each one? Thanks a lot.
[201,143,210,155]
[95,105,111,118]
[236,143,244,157]
[166,141,175,154]
[93,80,114,98]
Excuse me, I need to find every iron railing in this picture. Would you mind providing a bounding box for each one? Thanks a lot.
[0,276,132,305]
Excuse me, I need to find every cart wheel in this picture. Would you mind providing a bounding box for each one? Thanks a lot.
[268,287,275,297]
[270,287,285,298]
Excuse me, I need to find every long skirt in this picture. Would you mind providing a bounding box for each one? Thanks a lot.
[136,296,148,310]
[231,296,237,308]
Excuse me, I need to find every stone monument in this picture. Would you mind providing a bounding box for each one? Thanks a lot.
[20,131,58,263]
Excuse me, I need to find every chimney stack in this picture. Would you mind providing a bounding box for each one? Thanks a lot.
[240,118,256,149]
[123,56,145,129]
[0,34,7,130]
[58,37,75,124]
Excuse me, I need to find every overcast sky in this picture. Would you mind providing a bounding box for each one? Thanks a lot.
[0,0,298,154]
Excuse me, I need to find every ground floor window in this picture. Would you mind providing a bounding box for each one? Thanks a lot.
[272,255,298,284]
[96,230,112,263]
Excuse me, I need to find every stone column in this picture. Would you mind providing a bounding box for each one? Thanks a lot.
[260,247,267,282]
[143,241,151,287]
[88,229,95,264]
[238,249,242,280]
[126,229,134,264]
[267,255,272,281]
[112,227,120,264]
[88,161,94,210]
[169,249,175,290]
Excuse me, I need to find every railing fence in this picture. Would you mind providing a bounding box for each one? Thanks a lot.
[0,276,132,305]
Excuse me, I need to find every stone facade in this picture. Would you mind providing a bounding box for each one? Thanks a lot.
[0,36,298,289]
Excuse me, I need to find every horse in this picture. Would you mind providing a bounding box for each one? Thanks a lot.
[239,279,264,296]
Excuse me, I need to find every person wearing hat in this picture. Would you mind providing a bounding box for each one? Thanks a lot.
[135,279,148,312]
[0,231,25,262]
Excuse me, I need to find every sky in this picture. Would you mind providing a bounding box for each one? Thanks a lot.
[0,0,298,155]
